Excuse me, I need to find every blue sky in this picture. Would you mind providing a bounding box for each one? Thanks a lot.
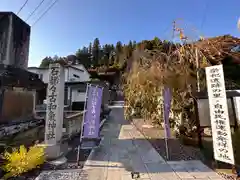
[1,0,240,67]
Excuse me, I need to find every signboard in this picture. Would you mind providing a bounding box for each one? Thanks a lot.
[45,63,65,144]
[163,87,171,138]
[205,65,234,165]
[83,84,103,139]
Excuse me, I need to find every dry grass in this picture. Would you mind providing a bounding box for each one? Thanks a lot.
[123,35,240,127]
[194,35,240,64]
[123,43,203,126]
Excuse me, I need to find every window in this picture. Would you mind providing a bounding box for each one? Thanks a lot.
[73,74,80,78]
[39,74,43,80]
[77,84,87,92]
[78,89,85,93]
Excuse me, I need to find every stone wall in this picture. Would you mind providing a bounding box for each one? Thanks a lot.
[0,118,43,139]
[1,89,34,122]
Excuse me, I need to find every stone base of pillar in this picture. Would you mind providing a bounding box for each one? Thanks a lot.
[38,141,68,161]
[48,156,67,167]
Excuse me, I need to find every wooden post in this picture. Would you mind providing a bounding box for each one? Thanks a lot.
[195,48,203,149]
[194,99,203,148]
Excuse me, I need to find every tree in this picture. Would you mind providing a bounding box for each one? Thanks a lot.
[133,41,137,49]
[66,55,77,64]
[152,37,162,48]
[92,38,101,66]
[76,50,92,68]
[88,42,92,54]
[81,46,88,53]
[39,57,53,68]
[128,41,133,50]
[126,40,134,58]
[116,41,123,53]
[52,55,59,61]
[103,44,114,58]
[115,41,123,64]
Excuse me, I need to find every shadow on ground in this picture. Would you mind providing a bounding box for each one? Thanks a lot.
[80,105,220,180]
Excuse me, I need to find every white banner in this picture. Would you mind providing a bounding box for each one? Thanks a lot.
[205,65,234,165]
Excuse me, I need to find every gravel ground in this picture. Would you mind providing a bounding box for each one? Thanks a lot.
[0,134,91,180]
[132,118,205,161]
[132,118,236,180]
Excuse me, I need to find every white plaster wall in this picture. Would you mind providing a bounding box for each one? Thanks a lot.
[68,68,87,82]
[28,65,90,83]
[71,64,90,82]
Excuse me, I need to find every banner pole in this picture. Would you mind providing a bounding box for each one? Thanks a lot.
[165,137,169,160]
[77,83,90,166]
[163,101,169,160]
[163,87,171,161]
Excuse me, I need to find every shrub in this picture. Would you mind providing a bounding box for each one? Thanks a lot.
[123,45,207,127]
[1,145,46,179]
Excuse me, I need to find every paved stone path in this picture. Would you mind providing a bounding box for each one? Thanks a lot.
[81,106,223,180]
[36,104,223,180]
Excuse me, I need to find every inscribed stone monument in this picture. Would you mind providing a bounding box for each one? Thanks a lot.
[44,63,65,159]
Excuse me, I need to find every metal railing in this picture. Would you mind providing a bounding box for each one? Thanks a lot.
[63,111,84,139]
[34,110,85,140]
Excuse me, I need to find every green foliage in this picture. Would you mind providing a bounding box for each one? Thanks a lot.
[92,38,101,66]
[110,63,121,69]
[39,57,53,68]
[1,145,46,179]
[75,50,92,68]
[39,56,68,68]
[38,37,168,71]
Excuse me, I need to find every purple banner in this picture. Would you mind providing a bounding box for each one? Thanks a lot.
[83,85,103,138]
[163,87,171,139]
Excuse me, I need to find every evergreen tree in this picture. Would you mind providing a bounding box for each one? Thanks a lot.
[82,46,88,53]
[39,57,53,68]
[116,41,123,53]
[88,42,92,54]
[92,38,100,66]
[76,48,92,68]
[132,40,137,49]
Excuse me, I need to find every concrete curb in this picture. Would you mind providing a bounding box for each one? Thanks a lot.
[100,118,107,129]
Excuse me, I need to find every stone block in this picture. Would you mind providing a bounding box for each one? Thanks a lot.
[38,141,68,160]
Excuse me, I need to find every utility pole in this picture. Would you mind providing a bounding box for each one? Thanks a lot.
[172,21,176,40]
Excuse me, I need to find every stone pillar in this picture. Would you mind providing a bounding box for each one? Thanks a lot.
[44,63,67,160]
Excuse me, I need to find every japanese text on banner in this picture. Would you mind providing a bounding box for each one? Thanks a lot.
[83,85,103,138]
